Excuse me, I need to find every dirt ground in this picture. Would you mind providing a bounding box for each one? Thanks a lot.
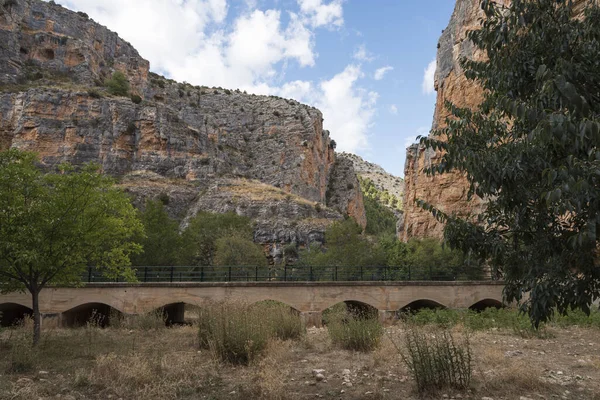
[1,323,599,400]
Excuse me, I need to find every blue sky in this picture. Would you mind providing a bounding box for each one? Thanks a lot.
[53,0,456,177]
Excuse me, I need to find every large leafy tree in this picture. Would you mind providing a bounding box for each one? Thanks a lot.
[420,0,600,326]
[131,199,182,266]
[0,150,143,344]
[180,212,254,266]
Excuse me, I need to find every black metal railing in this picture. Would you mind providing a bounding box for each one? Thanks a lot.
[84,265,493,283]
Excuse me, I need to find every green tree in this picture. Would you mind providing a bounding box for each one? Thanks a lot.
[132,199,182,266]
[180,212,254,266]
[298,219,386,278]
[0,150,142,344]
[106,71,129,96]
[419,0,600,326]
[214,235,267,267]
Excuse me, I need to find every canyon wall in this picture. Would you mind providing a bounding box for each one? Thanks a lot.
[401,0,592,242]
[0,0,366,260]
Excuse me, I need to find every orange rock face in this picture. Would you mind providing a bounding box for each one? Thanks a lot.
[400,0,591,242]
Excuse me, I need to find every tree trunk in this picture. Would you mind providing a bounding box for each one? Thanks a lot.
[31,289,41,346]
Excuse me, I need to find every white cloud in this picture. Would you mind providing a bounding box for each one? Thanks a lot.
[389,104,398,115]
[316,65,375,153]
[374,65,393,80]
[297,0,344,28]
[422,59,436,95]
[353,44,374,62]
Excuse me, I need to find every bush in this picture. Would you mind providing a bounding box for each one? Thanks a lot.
[106,71,129,96]
[255,301,305,341]
[326,304,383,351]
[130,94,142,104]
[402,328,472,393]
[88,89,102,98]
[127,309,167,331]
[198,302,270,365]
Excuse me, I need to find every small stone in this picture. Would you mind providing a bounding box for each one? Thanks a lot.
[340,390,345,394]
[38,371,49,375]
[481,397,495,400]
[443,395,449,399]
[520,397,534,400]
[505,350,524,357]
[315,373,325,382]
[365,392,373,396]
[312,369,325,376]
[229,391,236,395]
[342,369,351,376]
[557,371,564,375]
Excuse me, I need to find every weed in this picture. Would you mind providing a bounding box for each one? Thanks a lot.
[401,327,472,393]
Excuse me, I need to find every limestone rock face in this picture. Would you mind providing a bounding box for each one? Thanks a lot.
[400,0,506,241]
[0,0,148,93]
[400,0,592,242]
[0,0,366,253]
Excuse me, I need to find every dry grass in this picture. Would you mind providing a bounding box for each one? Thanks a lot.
[222,178,315,206]
[0,320,599,399]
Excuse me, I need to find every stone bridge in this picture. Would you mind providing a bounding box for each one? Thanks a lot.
[0,281,505,327]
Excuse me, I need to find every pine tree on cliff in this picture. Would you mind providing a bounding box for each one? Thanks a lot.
[419,0,600,327]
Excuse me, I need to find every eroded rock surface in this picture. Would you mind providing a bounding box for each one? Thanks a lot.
[0,0,366,256]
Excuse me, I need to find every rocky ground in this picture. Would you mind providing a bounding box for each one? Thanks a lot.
[1,322,599,400]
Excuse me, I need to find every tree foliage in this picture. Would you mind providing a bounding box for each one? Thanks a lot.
[359,177,398,236]
[298,219,386,268]
[419,0,600,326]
[213,235,267,267]
[0,149,142,343]
[131,199,182,266]
[180,212,255,266]
[105,71,129,96]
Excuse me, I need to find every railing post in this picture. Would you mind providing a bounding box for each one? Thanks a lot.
[284,264,287,282]
[88,265,92,283]
[144,267,148,283]
[170,266,174,283]
[429,265,433,280]
[228,266,232,282]
[408,265,411,281]
[335,266,338,281]
[360,265,363,281]
[310,265,313,282]
[255,265,258,281]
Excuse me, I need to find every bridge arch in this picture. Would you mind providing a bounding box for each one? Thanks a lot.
[469,298,504,311]
[61,302,123,328]
[398,299,448,313]
[319,298,380,314]
[0,302,33,327]
[250,299,301,314]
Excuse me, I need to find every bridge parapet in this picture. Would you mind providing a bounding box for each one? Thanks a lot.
[0,281,505,328]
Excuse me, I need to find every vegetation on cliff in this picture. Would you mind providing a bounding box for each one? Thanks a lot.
[419,0,600,327]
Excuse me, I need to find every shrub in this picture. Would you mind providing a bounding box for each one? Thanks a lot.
[106,71,129,96]
[88,89,102,98]
[130,94,142,104]
[256,301,305,341]
[198,302,270,365]
[402,328,472,393]
[128,309,167,331]
[326,304,383,351]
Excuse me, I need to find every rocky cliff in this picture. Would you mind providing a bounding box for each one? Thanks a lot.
[400,0,506,241]
[400,0,592,242]
[0,0,366,260]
